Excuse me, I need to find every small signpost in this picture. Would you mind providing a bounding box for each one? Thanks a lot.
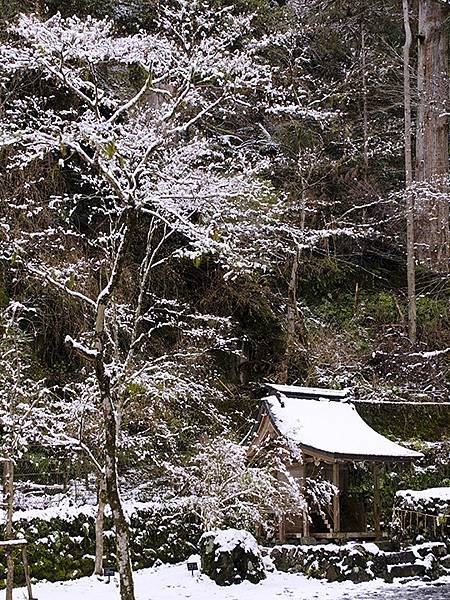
[187,561,199,577]
[103,567,115,584]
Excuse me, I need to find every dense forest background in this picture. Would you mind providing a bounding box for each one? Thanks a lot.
[0,1,449,597]
[0,0,448,505]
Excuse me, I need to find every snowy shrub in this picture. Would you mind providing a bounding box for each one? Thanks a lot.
[0,307,65,459]
[391,487,450,541]
[185,436,307,533]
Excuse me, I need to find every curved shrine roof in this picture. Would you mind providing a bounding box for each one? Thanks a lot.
[262,389,422,461]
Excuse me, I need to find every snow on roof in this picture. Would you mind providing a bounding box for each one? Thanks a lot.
[265,383,349,399]
[263,394,422,461]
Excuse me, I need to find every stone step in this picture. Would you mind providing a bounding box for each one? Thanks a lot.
[388,563,426,579]
[374,540,400,552]
[385,550,417,565]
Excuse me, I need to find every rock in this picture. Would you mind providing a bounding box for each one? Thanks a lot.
[415,543,447,559]
[385,550,416,565]
[262,553,275,573]
[348,565,373,584]
[199,529,266,586]
[371,554,388,579]
[389,563,426,578]
[325,563,341,582]
[269,545,305,572]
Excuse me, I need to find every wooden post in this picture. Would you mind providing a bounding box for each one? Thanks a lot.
[22,545,34,600]
[1,461,35,600]
[4,460,14,600]
[373,463,381,536]
[332,462,340,533]
[299,463,310,537]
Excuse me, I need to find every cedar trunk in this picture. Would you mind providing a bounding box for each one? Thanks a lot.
[278,250,299,384]
[415,0,450,271]
[403,0,417,344]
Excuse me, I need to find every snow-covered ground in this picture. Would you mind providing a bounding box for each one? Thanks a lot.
[3,562,450,600]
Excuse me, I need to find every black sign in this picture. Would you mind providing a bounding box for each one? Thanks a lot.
[103,567,115,583]
[187,562,199,576]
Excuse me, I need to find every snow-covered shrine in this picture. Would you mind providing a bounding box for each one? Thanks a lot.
[248,384,422,543]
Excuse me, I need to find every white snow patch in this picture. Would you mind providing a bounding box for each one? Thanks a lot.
[202,528,260,554]
[396,487,450,501]
[4,562,450,600]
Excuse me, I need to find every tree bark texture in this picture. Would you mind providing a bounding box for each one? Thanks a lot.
[361,24,369,180]
[415,0,450,271]
[94,475,107,575]
[92,211,137,600]
[278,249,299,384]
[403,0,417,344]
[96,360,135,600]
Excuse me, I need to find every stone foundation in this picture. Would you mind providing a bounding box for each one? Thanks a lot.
[267,540,450,583]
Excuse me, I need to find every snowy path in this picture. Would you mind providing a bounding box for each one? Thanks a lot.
[2,563,450,600]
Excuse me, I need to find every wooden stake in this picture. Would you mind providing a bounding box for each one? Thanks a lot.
[22,545,33,600]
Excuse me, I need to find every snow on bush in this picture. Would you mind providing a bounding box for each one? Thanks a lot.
[395,487,450,517]
[392,487,450,541]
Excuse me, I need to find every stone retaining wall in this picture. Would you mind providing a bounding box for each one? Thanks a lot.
[267,541,450,583]
[0,502,200,586]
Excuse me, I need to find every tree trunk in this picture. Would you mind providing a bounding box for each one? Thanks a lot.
[403,0,417,344]
[361,24,369,180]
[415,0,450,271]
[94,475,107,575]
[278,249,300,384]
[96,363,135,600]
[94,263,135,599]
[91,213,136,600]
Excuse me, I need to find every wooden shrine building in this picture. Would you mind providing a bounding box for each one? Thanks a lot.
[248,384,422,542]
